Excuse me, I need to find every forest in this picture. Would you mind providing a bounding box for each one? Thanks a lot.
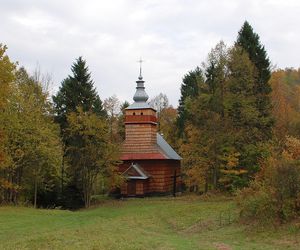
[1,21,300,224]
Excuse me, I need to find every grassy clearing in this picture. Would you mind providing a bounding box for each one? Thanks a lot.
[0,195,299,250]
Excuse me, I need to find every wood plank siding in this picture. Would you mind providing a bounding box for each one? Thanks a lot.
[119,79,181,196]
[119,160,181,195]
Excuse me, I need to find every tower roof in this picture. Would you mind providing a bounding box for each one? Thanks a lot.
[126,60,152,110]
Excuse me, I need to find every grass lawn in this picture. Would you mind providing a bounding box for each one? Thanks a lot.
[0,195,299,250]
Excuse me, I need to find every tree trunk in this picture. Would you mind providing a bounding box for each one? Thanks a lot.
[61,145,67,194]
[205,173,208,193]
[34,176,37,209]
[213,166,217,189]
[61,155,64,193]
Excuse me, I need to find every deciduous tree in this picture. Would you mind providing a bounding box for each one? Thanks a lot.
[67,108,121,208]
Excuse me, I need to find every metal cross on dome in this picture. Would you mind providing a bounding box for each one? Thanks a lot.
[137,58,144,79]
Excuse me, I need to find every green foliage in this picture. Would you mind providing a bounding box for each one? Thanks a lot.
[116,101,129,141]
[0,64,62,207]
[237,181,276,224]
[181,42,266,192]
[103,95,121,142]
[177,67,204,138]
[236,21,271,89]
[271,68,300,140]
[237,138,300,224]
[53,57,110,208]
[180,23,274,193]
[0,44,16,169]
[66,108,121,208]
[159,107,179,149]
[237,21,273,139]
[52,56,106,130]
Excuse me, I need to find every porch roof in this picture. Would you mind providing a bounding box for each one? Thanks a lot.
[123,163,150,180]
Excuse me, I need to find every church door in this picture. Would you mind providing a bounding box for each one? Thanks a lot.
[127,180,136,196]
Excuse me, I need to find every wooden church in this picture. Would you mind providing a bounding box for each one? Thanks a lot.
[119,67,182,197]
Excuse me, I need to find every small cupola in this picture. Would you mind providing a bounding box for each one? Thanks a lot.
[133,74,149,103]
[126,59,153,110]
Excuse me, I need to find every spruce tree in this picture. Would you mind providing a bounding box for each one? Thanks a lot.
[236,21,273,139]
[53,56,105,129]
[52,57,105,208]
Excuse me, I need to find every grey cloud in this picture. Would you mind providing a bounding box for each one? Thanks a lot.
[1,0,300,106]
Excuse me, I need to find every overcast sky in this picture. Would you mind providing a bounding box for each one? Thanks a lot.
[1,0,300,106]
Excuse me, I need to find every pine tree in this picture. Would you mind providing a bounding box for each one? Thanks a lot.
[236,21,273,139]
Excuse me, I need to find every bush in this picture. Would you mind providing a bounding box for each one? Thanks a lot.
[237,158,300,224]
[237,137,300,224]
[237,182,276,224]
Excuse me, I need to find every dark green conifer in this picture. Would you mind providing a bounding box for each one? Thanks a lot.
[236,21,273,139]
[52,57,105,208]
[53,57,105,128]
[177,67,204,137]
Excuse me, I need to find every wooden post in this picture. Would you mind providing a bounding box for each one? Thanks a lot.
[172,170,181,197]
[173,170,177,197]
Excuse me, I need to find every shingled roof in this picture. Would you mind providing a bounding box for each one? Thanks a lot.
[121,133,182,161]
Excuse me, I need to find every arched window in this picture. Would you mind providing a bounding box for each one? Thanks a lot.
[141,112,143,115]
[133,112,136,115]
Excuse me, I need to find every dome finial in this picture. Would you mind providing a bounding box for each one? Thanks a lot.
[137,57,144,80]
[133,58,149,103]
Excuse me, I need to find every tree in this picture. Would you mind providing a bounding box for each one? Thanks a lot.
[67,108,121,208]
[52,57,106,204]
[1,66,62,206]
[53,56,105,129]
[149,93,170,132]
[237,137,300,224]
[181,42,264,192]
[225,45,263,182]
[270,68,300,141]
[0,44,15,108]
[177,67,204,138]
[181,42,232,191]
[0,44,16,169]
[149,93,169,113]
[159,107,178,149]
[116,101,129,141]
[204,41,229,117]
[236,21,273,139]
[103,95,121,142]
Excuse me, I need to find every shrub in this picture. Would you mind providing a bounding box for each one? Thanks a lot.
[237,182,276,224]
[237,137,300,224]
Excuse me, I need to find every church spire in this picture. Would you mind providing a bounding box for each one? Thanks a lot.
[133,58,149,103]
[138,58,143,80]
